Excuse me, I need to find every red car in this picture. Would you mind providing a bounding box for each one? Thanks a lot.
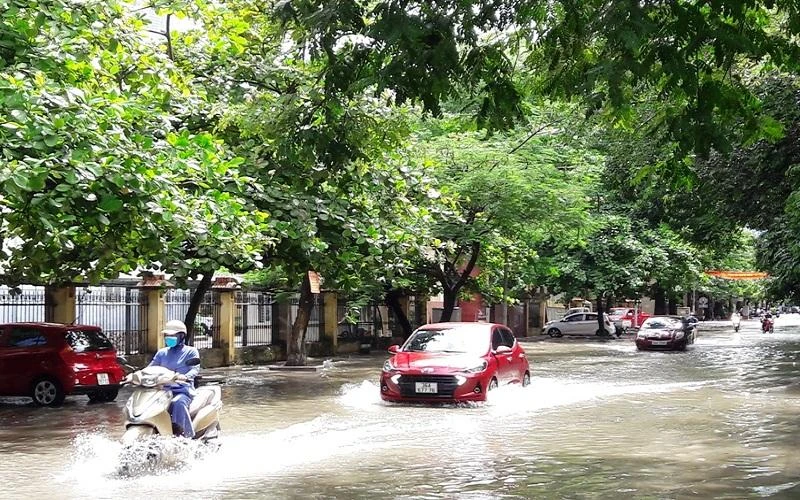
[635,316,697,351]
[380,322,530,403]
[608,307,651,333]
[0,322,124,406]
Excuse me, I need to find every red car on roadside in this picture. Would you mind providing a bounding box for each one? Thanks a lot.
[380,322,530,403]
[0,322,124,406]
[608,307,651,333]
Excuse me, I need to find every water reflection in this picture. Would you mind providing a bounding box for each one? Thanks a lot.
[1,324,799,498]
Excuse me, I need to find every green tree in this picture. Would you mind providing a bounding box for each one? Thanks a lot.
[411,109,599,321]
[0,0,271,336]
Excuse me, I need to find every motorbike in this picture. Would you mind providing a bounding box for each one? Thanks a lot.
[761,317,774,334]
[731,313,742,333]
[117,357,222,474]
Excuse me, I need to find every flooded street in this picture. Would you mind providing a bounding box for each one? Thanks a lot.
[2,318,800,499]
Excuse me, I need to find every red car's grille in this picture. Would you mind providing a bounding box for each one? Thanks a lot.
[397,375,460,398]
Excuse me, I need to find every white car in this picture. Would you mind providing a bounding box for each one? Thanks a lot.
[543,312,616,337]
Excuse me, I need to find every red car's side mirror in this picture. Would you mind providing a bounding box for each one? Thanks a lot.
[388,345,400,354]
[494,345,512,355]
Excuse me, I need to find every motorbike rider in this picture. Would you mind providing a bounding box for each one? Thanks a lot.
[761,311,774,332]
[148,319,200,438]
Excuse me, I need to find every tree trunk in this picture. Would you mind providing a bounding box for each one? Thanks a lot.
[668,296,679,315]
[385,289,412,338]
[184,273,213,346]
[440,287,458,322]
[286,273,313,366]
[653,287,668,315]
[596,296,607,335]
[435,242,481,323]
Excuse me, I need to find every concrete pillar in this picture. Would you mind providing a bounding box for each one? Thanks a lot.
[212,277,240,365]
[378,305,390,336]
[136,274,172,355]
[217,290,236,364]
[321,292,338,354]
[46,286,76,324]
[274,300,292,347]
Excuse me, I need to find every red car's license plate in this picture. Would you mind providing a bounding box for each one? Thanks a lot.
[415,382,438,393]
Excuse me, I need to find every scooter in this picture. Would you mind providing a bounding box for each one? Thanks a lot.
[118,357,222,473]
[731,313,742,332]
[761,317,774,334]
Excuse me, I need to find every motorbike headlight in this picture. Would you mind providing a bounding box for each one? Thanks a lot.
[463,360,488,373]
[382,359,396,372]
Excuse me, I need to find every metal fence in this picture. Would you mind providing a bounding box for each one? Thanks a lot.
[0,285,53,323]
[291,295,324,342]
[165,288,221,349]
[337,299,385,339]
[76,286,148,355]
[235,290,274,346]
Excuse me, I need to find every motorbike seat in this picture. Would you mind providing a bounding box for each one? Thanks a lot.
[189,385,221,418]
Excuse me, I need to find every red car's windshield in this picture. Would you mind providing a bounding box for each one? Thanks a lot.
[403,328,489,355]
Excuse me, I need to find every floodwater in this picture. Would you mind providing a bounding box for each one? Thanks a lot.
[2,317,800,499]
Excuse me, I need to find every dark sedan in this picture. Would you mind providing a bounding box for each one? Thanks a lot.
[635,316,696,351]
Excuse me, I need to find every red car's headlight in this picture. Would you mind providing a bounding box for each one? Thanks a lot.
[463,360,488,373]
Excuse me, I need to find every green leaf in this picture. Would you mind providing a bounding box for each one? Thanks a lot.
[99,196,123,212]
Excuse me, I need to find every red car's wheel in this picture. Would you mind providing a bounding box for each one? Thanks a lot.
[488,378,498,391]
[522,372,531,387]
[31,377,65,407]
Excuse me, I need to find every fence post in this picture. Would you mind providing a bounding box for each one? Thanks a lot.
[321,292,338,354]
[46,286,76,324]
[137,274,172,355]
[213,277,239,366]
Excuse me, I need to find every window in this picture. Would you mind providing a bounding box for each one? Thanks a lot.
[499,328,515,348]
[565,314,584,322]
[585,313,597,321]
[65,329,114,352]
[7,328,47,347]
[491,330,504,350]
[257,294,268,323]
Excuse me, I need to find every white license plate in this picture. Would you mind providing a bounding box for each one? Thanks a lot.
[415,382,438,394]
[651,341,668,346]
[97,373,110,385]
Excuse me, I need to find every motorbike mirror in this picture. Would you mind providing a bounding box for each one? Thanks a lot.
[186,358,201,366]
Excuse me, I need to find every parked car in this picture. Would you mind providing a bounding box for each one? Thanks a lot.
[565,306,592,316]
[0,322,124,406]
[380,322,530,403]
[607,307,651,333]
[635,316,697,351]
[543,312,615,337]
